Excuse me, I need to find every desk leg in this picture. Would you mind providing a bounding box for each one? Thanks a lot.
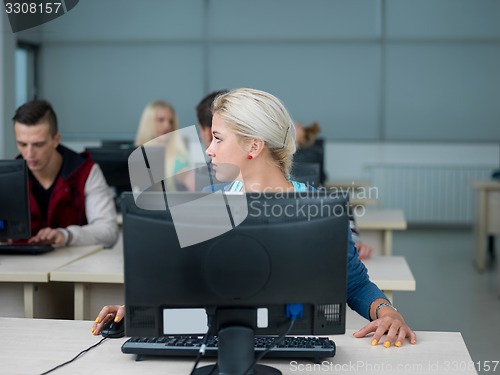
[383,231,393,256]
[497,237,500,298]
[74,283,90,320]
[23,283,35,318]
[475,190,488,272]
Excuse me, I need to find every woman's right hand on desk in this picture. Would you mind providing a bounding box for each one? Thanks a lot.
[91,305,125,335]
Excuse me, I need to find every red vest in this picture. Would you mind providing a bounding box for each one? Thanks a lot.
[27,146,95,236]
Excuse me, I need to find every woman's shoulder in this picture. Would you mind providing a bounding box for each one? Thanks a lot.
[290,180,317,193]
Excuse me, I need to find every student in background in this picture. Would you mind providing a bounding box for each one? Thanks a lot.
[12,100,118,247]
[196,89,228,148]
[93,88,416,348]
[135,100,193,191]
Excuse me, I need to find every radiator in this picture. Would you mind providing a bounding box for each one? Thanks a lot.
[365,165,493,225]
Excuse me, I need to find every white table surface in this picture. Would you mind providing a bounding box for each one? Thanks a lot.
[0,317,478,375]
[355,209,407,256]
[51,236,124,284]
[0,245,102,282]
[362,255,416,292]
[0,245,102,318]
[355,209,407,231]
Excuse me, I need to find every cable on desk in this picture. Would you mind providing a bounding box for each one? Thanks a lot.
[189,307,215,375]
[241,319,296,375]
[39,336,108,375]
[242,303,303,375]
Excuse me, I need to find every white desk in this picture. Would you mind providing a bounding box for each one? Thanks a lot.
[51,235,124,320]
[356,209,407,256]
[0,245,102,318]
[361,255,416,302]
[473,181,500,272]
[0,317,478,375]
[325,181,378,207]
[51,236,415,321]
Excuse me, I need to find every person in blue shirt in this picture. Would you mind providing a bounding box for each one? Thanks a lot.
[93,88,416,348]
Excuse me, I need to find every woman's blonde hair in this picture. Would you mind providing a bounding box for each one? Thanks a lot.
[134,100,179,146]
[212,88,296,178]
[134,100,190,191]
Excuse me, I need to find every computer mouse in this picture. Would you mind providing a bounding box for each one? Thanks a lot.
[101,318,125,338]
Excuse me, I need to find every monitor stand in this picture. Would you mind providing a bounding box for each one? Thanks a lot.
[195,326,281,375]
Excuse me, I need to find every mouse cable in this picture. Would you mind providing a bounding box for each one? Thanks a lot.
[39,336,108,375]
[189,308,216,375]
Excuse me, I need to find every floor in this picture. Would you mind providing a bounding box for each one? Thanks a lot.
[390,228,500,374]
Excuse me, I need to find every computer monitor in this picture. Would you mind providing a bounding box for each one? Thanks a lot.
[100,139,135,149]
[293,139,326,184]
[122,190,348,373]
[0,159,30,241]
[290,162,321,188]
[85,146,135,204]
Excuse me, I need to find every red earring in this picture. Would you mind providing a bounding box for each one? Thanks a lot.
[247,155,253,160]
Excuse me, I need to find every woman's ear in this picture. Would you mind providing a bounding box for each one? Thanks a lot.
[248,139,265,159]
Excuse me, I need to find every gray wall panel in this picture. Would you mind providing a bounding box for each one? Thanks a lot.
[209,0,381,39]
[41,0,204,41]
[209,44,381,140]
[40,44,204,139]
[386,0,500,38]
[385,44,500,141]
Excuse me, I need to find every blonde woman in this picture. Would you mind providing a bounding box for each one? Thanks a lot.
[93,89,416,348]
[134,100,193,191]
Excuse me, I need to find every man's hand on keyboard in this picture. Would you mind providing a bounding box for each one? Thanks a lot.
[28,227,65,246]
[92,305,125,335]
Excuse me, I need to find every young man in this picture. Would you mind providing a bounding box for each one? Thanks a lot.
[196,89,229,148]
[13,99,118,248]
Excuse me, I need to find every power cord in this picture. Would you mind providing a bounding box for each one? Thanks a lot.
[189,308,216,375]
[242,303,304,375]
[39,336,109,375]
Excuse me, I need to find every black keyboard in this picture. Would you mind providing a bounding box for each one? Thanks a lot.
[0,244,54,255]
[122,335,336,360]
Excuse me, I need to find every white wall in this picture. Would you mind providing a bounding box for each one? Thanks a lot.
[324,141,499,181]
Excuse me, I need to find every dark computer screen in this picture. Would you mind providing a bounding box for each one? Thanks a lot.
[85,146,135,201]
[121,190,348,372]
[100,139,135,149]
[0,159,30,241]
[290,162,321,188]
[293,139,326,184]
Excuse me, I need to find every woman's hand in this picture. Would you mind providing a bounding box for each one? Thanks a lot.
[353,304,417,347]
[355,242,373,260]
[91,305,125,335]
